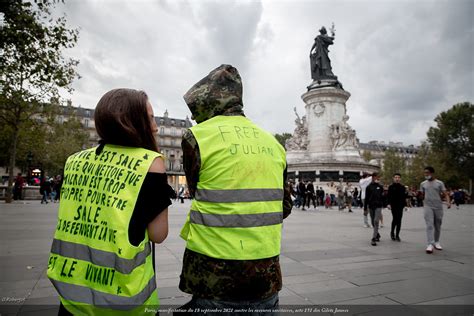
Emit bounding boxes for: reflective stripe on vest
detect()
[50,276,156,310]
[182,116,286,260]
[51,239,150,275]
[190,210,283,227]
[195,188,283,203]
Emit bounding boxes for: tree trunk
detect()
[5,128,20,203]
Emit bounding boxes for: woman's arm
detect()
[147,157,169,243]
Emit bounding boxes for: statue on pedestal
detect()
[310,24,337,81]
[285,107,309,151]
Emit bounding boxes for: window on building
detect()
[85,110,91,117]
[84,119,89,128]
[181,121,185,127]
[171,128,176,136]
[171,120,175,126]
[160,127,164,135]
[171,139,175,146]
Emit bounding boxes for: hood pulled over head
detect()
[183,64,243,123]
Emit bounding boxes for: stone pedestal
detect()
[286,81,379,183]
[303,87,351,157]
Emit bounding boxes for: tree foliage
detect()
[43,113,89,175]
[274,133,292,149]
[427,102,474,181]
[362,150,373,162]
[0,0,80,202]
[380,148,406,184]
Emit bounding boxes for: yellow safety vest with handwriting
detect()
[47,145,161,315]
[180,115,286,260]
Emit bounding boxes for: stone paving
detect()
[1,200,473,315]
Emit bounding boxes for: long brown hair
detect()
[94,88,158,152]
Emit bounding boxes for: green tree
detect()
[44,113,89,176]
[362,150,373,162]
[381,148,406,184]
[404,142,468,190]
[427,102,473,191]
[0,0,79,202]
[274,133,292,149]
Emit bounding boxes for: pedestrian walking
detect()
[359,172,372,227]
[178,185,185,203]
[47,88,171,315]
[178,64,292,313]
[344,182,353,212]
[453,189,463,209]
[365,173,384,246]
[13,173,25,200]
[39,177,51,204]
[318,187,325,206]
[324,193,332,209]
[305,181,317,210]
[421,166,451,254]
[337,183,345,211]
[387,173,406,241]
[297,179,307,210]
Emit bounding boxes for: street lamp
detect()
[26,151,33,185]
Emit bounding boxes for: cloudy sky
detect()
[56,0,473,146]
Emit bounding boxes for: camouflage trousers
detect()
[180,293,279,316]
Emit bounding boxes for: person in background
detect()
[325,193,332,209]
[305,180,317,210]
[421,166,451,254]
[352,187,359,208]
[318,186,325,206]
[40,177,51,204]
[387,173,407,241]
[53,175,62,202]
[179,64,292,313]
[297,179,307,210]
[359,172,372,227]
[344,182,353,212]
[13,173,25,200]
[365,173,384,246]
[337,182,345,211]
[178,185,185,203]
[453,189,463,209]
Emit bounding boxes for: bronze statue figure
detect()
[310,25,337,81]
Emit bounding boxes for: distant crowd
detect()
[10,173,63,203]
[288,178,471,211]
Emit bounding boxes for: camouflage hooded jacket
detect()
[179,64,293,301]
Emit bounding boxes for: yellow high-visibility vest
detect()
[180,115,286,260]
[47,145,162,315]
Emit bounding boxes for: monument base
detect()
[286,151,379,184]
[307,78,343,91]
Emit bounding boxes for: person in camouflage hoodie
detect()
[179,64,292,312]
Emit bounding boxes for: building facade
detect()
[359,140,419,168]
[60,106,192,191]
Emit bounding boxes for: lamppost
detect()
[26,151,33,185]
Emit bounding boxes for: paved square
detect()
[1,200,473,315]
